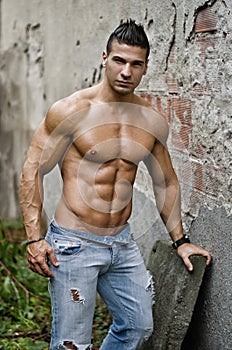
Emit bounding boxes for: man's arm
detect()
[144,139,211,271]
[19,105,72,277]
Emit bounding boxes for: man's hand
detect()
[26,240,59,278]
[177,243,212,272]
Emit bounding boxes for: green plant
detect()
[92,295,112,347]
[0,221,50,349]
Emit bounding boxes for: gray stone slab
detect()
[140,240,207,350]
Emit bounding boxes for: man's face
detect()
[102,40,148,96]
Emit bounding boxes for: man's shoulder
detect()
[133,94,169,144]
[134,93,167,122]
[45,88,95,132]
[48,89,92,118]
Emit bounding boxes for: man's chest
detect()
[73,123,155,164]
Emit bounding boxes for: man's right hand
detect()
[26,240,59,278]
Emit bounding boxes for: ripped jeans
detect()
[45,220,154,350]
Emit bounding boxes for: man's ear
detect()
[102,51,107,67]
[143,59,149,75]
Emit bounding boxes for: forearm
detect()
[154,179,184,241]
[19,163,44,240]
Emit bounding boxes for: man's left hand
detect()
[177,243,212,271]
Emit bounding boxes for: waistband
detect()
[49,219,133,245]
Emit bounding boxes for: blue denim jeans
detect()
[45,220,154,350]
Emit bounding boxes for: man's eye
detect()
[114,58,124,63]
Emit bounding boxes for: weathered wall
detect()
[0,0,231,348]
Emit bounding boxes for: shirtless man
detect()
[19,20,211,350]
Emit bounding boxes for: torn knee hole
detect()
[63,342,91,350]
[63,341,78,350]
[70,288,85,304]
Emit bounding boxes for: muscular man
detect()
[19,20,211,350]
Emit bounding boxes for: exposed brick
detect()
[170,97,192,149]
[193,162,204,193]
[149,95,171,124]
[166,72,179,94]
[140,92,153,106]
[171,97,192,126]
[166,43,179,94]
[194,6,218,34]
[195,36,218,62]
[191,82,211,96]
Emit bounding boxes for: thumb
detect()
[48,248,59,267]
[182,256,193,272]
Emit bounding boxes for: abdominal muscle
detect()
[54,157,137,236]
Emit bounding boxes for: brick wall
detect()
[137,1,231,229]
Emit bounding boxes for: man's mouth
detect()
[116,80,133,86]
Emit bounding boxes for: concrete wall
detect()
[0,0,231,348]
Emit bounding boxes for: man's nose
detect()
[121,63,131,78]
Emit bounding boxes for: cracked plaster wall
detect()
[0,0,231,348]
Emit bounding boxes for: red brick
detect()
[140,92,153,106]
[194,6,218,33]
[166,72,179,94]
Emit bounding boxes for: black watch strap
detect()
[172,234,190,249]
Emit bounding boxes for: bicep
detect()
[144,141,177,187]
[23,119,71,176]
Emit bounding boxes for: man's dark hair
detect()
[106,19,150,60]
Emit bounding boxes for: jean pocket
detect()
[53,237,82,256]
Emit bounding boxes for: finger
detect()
[48,248,59,267]
[40,263,55,278]
[205,252,212,266]
[195,247,212,266]
[28,257,54,278]
[28,261,48,277]
[36,258,55,278]
[182,255,193,272]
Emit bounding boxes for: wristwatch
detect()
[172,234,190,249]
